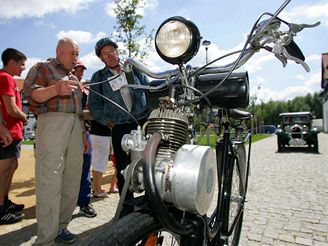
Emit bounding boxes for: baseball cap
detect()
[74,60,87,70]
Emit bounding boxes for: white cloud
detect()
[296,74,306,81]
[56,30,93,44]
[257,86,314,103]
[245,53,274,73]
[94,32,107,40]
[56,31,109,45]
[0,0,95,19]
[281,2,328,26]
[79,52,103,70]
[105,0,158,17]
[254,70,320,103]
[34,20,56,29]
[304,71,321,88]
[105,2,116,17]
[306,54,321,62]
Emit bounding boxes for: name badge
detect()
[109,73,128,91]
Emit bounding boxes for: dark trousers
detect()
[77,153,92,207]
[112,118,147,201]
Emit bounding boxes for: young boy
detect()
[0,48,27,225]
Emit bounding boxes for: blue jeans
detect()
[77,153,92,207]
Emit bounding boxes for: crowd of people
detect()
[0,36,150,245]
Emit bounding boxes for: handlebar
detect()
[116,0,321,109]
[125,19,319,88]
[124,58,179,79]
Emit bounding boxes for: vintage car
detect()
[276,111,320,152]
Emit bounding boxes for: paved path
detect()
[0,133,327,245]
[240,133,328,246]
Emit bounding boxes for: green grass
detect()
[22,134,272,147]
[250,134,272,143]
[22,140,34,145]
[196,133,272,147]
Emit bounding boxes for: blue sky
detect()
[0,0,327,104]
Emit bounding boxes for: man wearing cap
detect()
[88,37,150,213]
[73,61,97,218]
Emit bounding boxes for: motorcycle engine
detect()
[122,107,217,215]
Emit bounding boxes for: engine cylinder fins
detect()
[146,108,189,158]
[147,121,188,143]
[148,108,189,124]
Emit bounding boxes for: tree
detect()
[112,0,154,61]
[247,92,323,127]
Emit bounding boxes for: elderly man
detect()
[24,38,89,245]
[88,38,149,216]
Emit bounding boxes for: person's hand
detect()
[0,123,13,147]
[55,79,78,96]
[22,114,28,125]
[83,133,90,154]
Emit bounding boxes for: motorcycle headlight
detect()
[155,16,201,64]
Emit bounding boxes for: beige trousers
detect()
[34,112,83,245]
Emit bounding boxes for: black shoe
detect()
[56,228,77,244]
[79,204,97,218]
[6,199,25,213]
[0,212,24,225]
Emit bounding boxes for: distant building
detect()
[321,53,328,133]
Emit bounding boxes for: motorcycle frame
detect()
[177,117,252,245]
[85,1,319,243]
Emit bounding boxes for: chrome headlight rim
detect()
[155,16,201,65]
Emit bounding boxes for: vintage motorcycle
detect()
[88,0,319,245]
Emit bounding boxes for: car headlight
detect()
[155,16,201,64]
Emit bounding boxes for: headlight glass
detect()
[156,20,191,58]
[155,16,200,64]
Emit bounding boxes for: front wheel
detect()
[277,136,284,152]
[313,136,319,153]
[220,144,246,246]
[90,212,180,246]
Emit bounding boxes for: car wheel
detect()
[314,137,319,153]
[277,136,283,152]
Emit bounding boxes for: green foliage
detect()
[112,0,154,62]
[248,92,322,127]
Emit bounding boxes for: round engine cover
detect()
[171,144,216,215]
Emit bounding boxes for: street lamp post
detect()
[202,40,211,64]
[202,40,211,145]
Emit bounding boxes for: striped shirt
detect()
[23,58,83,116]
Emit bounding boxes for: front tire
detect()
[220,144,246,246]
[313,136,319,153]
[277,136,283,152]
[90,212,180,246]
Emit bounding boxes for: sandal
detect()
[109,187,119,193]
[93,192,108,198]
